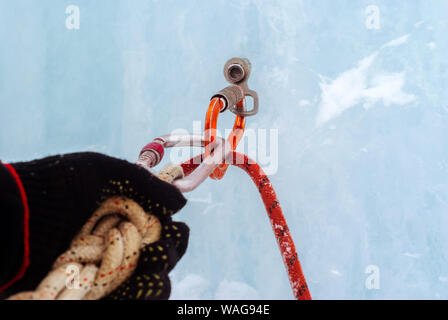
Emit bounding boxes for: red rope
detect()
[181,152,311,300]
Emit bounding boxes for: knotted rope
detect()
[7,165,183,300]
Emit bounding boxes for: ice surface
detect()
[1,0,448,299]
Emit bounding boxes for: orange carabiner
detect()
[204,97,246,180]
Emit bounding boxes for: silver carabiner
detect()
[137,134,232,193]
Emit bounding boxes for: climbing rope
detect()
[181,153,311,300]
[6,166,183,300]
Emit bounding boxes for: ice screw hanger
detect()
[205,57,261,180]
[211,57,259,117]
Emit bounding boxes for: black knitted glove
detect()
[0,152,188,298]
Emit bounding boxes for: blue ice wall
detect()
[1,0,448,299]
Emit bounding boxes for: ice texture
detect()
[1,0,448,299]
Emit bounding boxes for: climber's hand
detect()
[104,220,189,300]
[3,152,187,295]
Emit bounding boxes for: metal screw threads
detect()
[136,150,159,169]
[211,85,244,112]
[137,140,165,168]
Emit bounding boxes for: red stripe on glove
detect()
[0,163,30,292]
